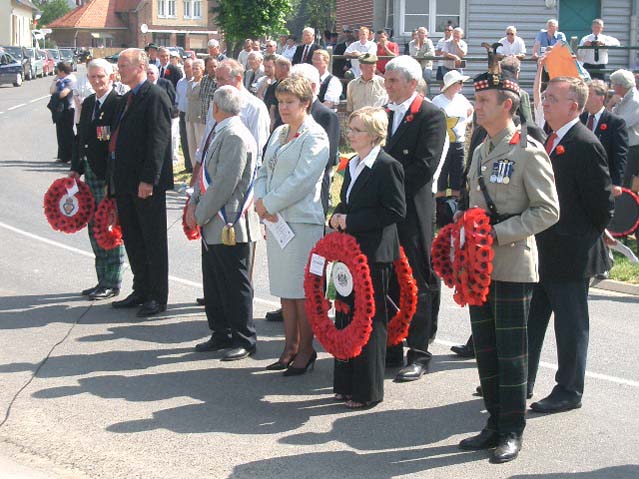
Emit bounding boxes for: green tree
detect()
[35,0,71,27]
[306,0,335,36]
[213,0,292,54]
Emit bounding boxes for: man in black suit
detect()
[580,79,628,195]
[383,55,447,381]
[292,27,320,65]
[146,64,180,165]
[332,29,353,79]
[70,58,125,300]
[158,47,183,88]
[110,49,174,317]
[528,76,614,413]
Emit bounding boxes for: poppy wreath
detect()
[182,198,201,240]
[386,247,418,346]
[43,177,95,234]
[304,232,375,360]
[432,208,494,307]
[93,198,123,250]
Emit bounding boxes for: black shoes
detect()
[112,292,146,309]
[530,394,582,414]
[81,284,100,296]
[283,351,317,376]
[195,337,232,352]
[265,308,283,322]
[89,287,120,300]
[491,433,522,463]
[196,297,205,306]
[266,355,296,371]
[395,362,428,382]
[450,343,475,358]
[221,346,256,361]
[136,300,167,317]
[458,429,499,450]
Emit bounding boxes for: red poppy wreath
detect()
[43,177,95,234]
[182,198,201,240]
[386,247,418,346]
[93,198,123,250]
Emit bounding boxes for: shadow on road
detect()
[0,160,71,173]
[508,465,639,479]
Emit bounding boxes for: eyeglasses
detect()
[507,32,515,36]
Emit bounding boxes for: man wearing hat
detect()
[145,43,161,67]
[346,53,387,112]
[457,66,560,463]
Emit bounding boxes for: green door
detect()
[559,0,601,44]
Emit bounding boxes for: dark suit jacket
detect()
[580,109,628,186]
[292,43,319,65]
[111,80,174,194]
[156,77,178,117]
[536,121,614,280]
[73,89,121,180]
[385,96,447,250]
[160,64,182,89]
[332,42,350,77]
[333,150,406,263]
[311,99,341,214]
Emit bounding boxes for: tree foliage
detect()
[35,0,71,27]
[213,0,293,46]
[305,0,335,34]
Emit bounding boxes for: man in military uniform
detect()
[457,70,560,463]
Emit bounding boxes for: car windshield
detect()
[49,50,60,59]
[60,50,73,59]
[3,46,21,58]
[26,49,36,58]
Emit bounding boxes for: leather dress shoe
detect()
[221,346,256,361]
[112,293,146,309]
[491,433,522,463]
[195,337,232,352]
[89,287,119,300]
[265,308,283,322]
[530,394,582,414]
[81,284,100,296]
[458,429,499,450]
[450,343,475,358]
[196,297,205,306]
[136,300,167,317]
[394,362,428,382]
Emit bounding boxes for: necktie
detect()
[587,114,595,131]
[108,93,134,155]
[594,35,599,62]
[302,45,309,63]
[93,99,101,121]
[545,132,557,155]
[160,66,165,77]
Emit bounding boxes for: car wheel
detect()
[14,72,23,87]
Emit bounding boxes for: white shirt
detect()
[496,36,526,56]
[435,37,450,67]
[282,45,297,61]
[176,76,190,112]
[548,117,580,153]
[389,92,417,135]
[319,71,343,105]
[346,145,380,202]
[237,49,251,69]
[344,40,377,77]
[431,93,473,143]
[578,33,620,65]
[95,87,112,106]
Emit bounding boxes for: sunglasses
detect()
[507,32,515,36]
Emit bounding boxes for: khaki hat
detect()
[359,53,378,64]
[441,69,470,91]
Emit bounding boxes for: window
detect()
[184,0,191,18]
[158,0,165,17]
[400,0,463,35]
[193,0,201,18]
[167,0,176,17]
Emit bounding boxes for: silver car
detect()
[26,47,44,78]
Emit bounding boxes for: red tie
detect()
[587,114,595,131]
[109,93,134,155]
[302,45,309,63]
[545,132,557,155]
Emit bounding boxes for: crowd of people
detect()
[45,16,639,465]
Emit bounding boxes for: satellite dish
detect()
[140,24,148,34]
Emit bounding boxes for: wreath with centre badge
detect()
[44,177,95,234]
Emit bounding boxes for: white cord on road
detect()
[0,220,636,387]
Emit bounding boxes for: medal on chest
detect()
[490,159,514,184]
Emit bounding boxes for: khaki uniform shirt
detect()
[467,123,560,283]
[346,75,388,112]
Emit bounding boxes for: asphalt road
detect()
[0,67,638,479]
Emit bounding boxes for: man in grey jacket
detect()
[186,85,259,361]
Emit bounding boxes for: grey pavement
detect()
[0,68,638,479]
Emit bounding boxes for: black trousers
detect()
[527,278,590,400]
[387,209,440,365]
[202,241,257,350]
[55,109,74,162]
[116,191,169,304]
[179,111,192,172]
[334,263,390,403]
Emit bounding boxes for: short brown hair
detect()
[549,76,588,110]
[276,76,313,111]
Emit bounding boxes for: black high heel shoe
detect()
[265,354,296,371]
[283,351,317,376]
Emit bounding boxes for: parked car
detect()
[1,45,33,80]
[41,50,55,76]
[59,48,78,71]
[26,47,44,78]
[0,51,23,87]
[45,48,61,73]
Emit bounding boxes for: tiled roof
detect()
[48,0,136,29]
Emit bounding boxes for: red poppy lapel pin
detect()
[599,123,607,131]
[405,94,424,123]
[509,132,521,145]
[555,145,565,155]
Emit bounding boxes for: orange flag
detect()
[544,43,580,79]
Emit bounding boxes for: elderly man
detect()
[199,57,218,127]
[110,49,173,317]
[580,79,628,193]
[578,19,620,80]
[383,55,447,381]
[497,26,526,60]
[237,39,253,69]
[207,38,227,62]
[346,53,387,112]
[532,19,566,58]
[264,40,277,56]
[69,58,125,300]
[293,27,319,65]
[610,69,639,189]
[176,58,194,172]
[147,64,179,164]
[528,77,614,414]
[312,49,343,109]
[158,47,183,88]
[408,26,434,96]
[243,51,264,94]
[440,27,468,76]
[344,26,377,78]
[187,86,259,360]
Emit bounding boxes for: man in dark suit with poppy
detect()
[383,55,447,382]
[528,76,614,414]
[292,27,320,65]
[110,49,174,317]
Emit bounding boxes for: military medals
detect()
[221,223,236,246]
